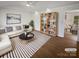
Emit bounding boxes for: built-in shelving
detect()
[40,12,58,36]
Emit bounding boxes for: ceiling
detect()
[0,1,79,14]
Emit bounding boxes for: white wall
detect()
[34,12,40,31]
[0,8,32,29]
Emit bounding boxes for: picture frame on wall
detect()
[6,13,21,24]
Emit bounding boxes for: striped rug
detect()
[0,31,51,58]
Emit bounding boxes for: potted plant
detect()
[29,20,34,30]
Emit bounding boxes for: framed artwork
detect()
[6,13,21,24]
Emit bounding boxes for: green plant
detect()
[29,20,34,30]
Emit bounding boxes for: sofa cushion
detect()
[16,26,22,30]
[6,27,13,32]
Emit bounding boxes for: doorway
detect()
[64,11,78,41]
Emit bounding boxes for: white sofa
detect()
[0,34,12,56]
[0,25,33,56]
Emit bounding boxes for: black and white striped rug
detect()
[0,31,51,58]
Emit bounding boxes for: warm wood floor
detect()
[32,32,77,58]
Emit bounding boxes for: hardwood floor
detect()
[32,32,77,58]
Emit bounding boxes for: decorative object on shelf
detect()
[6,13,21,24]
